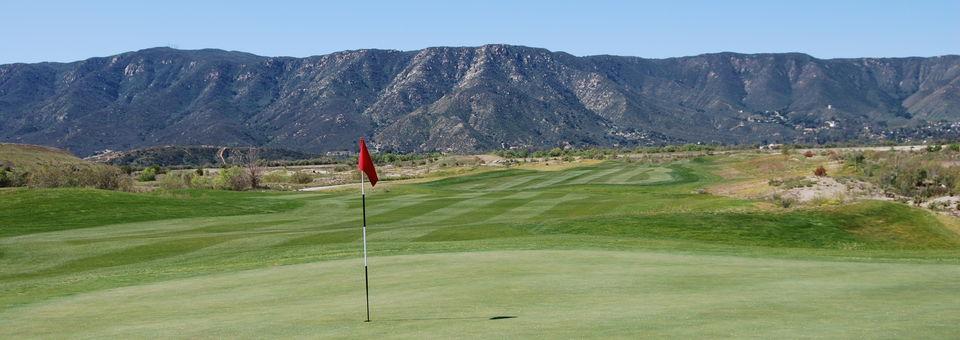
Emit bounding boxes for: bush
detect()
[262,171,291,183]
[290,171,313,184]
[803,150,815,158]
[927,144,943,152]
[0,168,11,187]
[84,165,133,191]
[158,172,194,190]
[148,165,164,174]
[27,164,132,190]
[844,152,866,168]
[191,174,215,189]
[215,166,251,191]
[929,200,952,211]
[138,167,157,182]
[2,168,29,187]
[770,177,815,189]
[814,166,828,177]
[949,143,960,152]
[770,193,797,208]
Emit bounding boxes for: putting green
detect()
[2,250,958,338]
[2,159,960,337]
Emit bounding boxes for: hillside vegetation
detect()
[0,143,87,170]
[0,143,131,189]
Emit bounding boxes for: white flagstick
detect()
[361,171,370,322]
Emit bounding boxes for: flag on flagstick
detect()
[358,138,378,187]
[358,137,377,322]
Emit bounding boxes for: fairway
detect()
[2,159,960,338]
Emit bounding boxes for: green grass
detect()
[0,188,303,237]
[1,157,959,338]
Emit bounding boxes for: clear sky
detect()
[1,0,958,64]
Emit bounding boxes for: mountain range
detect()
[1,45,958,156]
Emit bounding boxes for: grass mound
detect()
[0,143,87,170]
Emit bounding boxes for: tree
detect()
[243,148,263,189]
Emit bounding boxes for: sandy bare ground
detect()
[780,176,878,202]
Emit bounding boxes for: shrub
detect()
[149,165,164,174]
[927,144,943,152]
[159,172,194,190]
[772,177,815,189]
[138,167,157,182]
[803,150,815,158]
[814,165,828,177]
[195,167,205,176]
[0,169,11,187]
[949,143,960,152]
[770,193,796,208]
[290,171,313,184]
[216,166,250,191]
[84,165,133,191]
[844,152,866,168]
[262,171,291,183]
[27,164,131,190]
[4,168,29,187]
[929,200,952,211]
[191,174,215,189]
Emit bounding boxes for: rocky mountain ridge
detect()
[1,45,958,156]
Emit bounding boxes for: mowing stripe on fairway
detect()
[277,195,475,246]
[485,173,551,191]
[524,170,591,189]
[626,169,653,183]
[487,193,590,223]
[551,168,599,186]
[396,193,504,227]
[604,166,650,184]
[432,192,559,226]
[636,166,675,184]
[567,168,623,184]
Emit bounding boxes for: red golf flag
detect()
[358,138,378,187]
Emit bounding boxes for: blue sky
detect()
[1,0,957,64]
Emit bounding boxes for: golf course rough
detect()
[1,159,959,338]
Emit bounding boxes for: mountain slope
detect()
[1,45,958,155]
